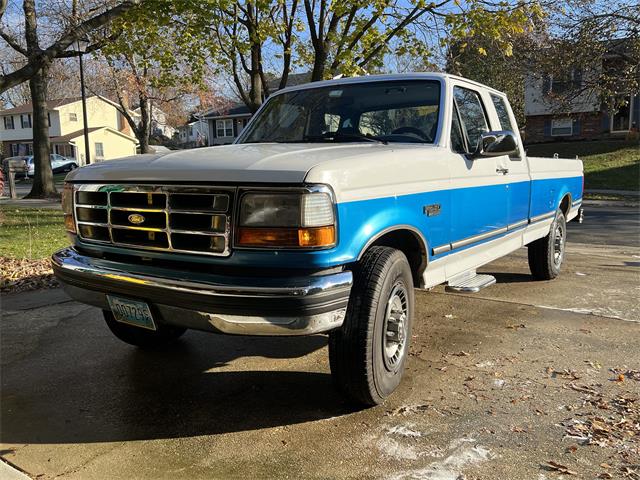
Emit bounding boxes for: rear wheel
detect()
[329,246,414,406]
[528,210,567,280]
[103,310,186,348]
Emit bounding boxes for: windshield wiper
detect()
[304,133,388,145]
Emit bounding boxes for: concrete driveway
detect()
[1,204,639,479]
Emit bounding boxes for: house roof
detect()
[0,95,134,116]
[52,127,102,142]
[54,127,137,143]
[267,72,312,91]
[1,97,82,115]
[204,103,252,119]
[5,126,137,144]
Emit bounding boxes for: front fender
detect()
[336,192,449,263]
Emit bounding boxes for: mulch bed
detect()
[1,256,59,294]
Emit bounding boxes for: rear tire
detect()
[528,210,567,280]
[103,310,186,348]
[329,246,414,406]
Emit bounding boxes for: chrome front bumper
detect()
[52,247,352,336]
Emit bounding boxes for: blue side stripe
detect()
[76,175,583,270]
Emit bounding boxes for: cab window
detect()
[450,103,466,153]
[452,86,489,153]
[490,94,515,132]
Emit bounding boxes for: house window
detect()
[551,118,573,136]
[13,143,32,155]
[21,114,32,128]
[189,126,193,136]
[95,142,104,158]
[3,116,14,129]
[216,119,234,137]
[545,69,582,96]
[69,113,78,122]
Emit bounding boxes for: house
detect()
[202,73,312,145]
[0,96,138,164]
[204,103,252,145]
[524,41,640,143]
[132,105,175,139]
[176,116,209,148]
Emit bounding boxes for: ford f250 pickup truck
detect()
[52,73,584,406]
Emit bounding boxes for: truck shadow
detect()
[482,271,533,284]
[0,326,360,445]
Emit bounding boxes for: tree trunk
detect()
[26,62,56,198]
[311,48,327,82]
[247,20,263,112]
[137,96,151,153]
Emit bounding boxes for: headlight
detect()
[61,183,76,233]
[237,191,336,248]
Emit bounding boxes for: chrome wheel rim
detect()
[383,282,408,371]
[553,221,565,267]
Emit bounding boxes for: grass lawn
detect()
[0,206,69,260]
[526,140,639,191]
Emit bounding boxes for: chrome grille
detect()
[74,184,234,256]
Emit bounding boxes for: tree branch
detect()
[0,0,144,94]
[0,29,27,55]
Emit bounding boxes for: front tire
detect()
[528,210,567,280]
[329,246,414,406]
[103,310,186,348]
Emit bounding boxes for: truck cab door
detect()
[447,86,509,252]
[488,94,531,232]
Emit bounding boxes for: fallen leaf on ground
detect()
[543,461,578,475]
[450,351,470,357]
[0,256,58,293]
[506,323,526,329]
[610,368,640,382]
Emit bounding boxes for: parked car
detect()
[52,73,584,406]
[26,154,78,177]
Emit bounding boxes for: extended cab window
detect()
[239,80,441,144]
[490,94,515,132]
[452,86,489,153]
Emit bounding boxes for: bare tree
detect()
[0,0,144,197]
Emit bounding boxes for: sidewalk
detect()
[1,179,63,209]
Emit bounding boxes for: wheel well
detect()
[560,194,571,216]
[365,229,427,287]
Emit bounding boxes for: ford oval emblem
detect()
[128,213,145,225]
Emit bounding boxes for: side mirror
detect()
[471,130,518,159]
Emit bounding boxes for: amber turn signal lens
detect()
[64,214,76,233]
[237,226,335,248]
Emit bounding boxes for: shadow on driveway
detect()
[1,313,359,445]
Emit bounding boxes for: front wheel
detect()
[528,210,567,280]
[103,310,186,348]
[329,246,414,406]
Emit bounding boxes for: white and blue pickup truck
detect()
[53,73,584,405]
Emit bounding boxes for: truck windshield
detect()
[239,80,441,145]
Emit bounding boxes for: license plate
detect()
[107,296,156,330]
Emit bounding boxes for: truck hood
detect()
[66,143,402,184]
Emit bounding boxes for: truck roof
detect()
[275,72,507,97]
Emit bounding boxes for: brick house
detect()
[524,44,639,144]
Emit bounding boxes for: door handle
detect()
[496,167,509,175]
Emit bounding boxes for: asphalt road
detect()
[569,203,640,247]
[1,205,639,479]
